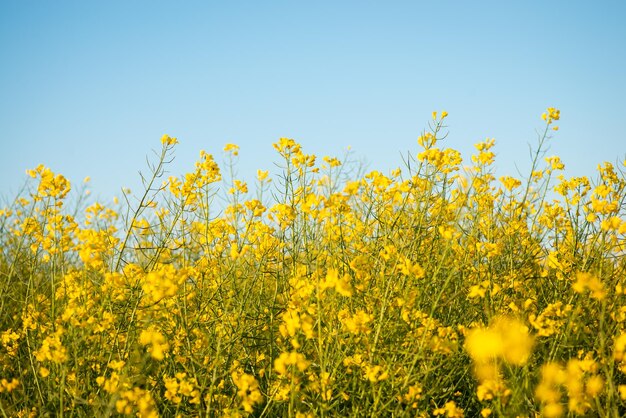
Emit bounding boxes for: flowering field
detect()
[1,109,626,417]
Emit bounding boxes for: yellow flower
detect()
[585,375,603,397]
[256,169,270,182]
[468,284,486,299]
[321,268,353,297]
[572,272,605,301]
[465,328,503,362]
[338,309,373,334]
[542,402,564,418]
[274,351,309,377]
[0,378,19,393]
[364,364,388,382]
[34,331,68,364]
[545,156,565,171]
[542,107,560,123]
[223,143,240,156]
[500,176,522,192]
[465,317,533,365]
[433,401,464,417]
[139,327,169,361]
[160,134,178,146]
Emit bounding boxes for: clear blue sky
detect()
[1,1,625,203]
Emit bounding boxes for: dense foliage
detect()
[1,109,626,417]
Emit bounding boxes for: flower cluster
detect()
[2,108,626,416]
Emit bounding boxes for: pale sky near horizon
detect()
[1,1,625,204]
